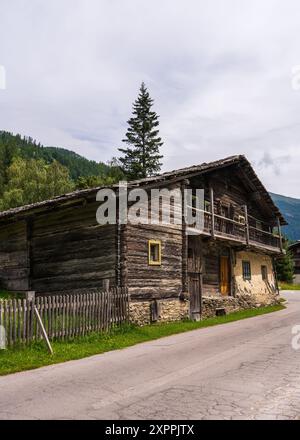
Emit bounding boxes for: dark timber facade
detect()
[0,155,286,323]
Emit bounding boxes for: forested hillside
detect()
[0,131,109,180]
[0,131,123,211]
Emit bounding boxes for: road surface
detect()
[0,291,300,420]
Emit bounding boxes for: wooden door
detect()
[189,274,201,320]
[220,256,230,295]
[188,237,202,320]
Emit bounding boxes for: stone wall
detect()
[129,301,152,326]
[201,292,279,319]
[129,299,189,326]
[159,299,189,322]
[129,290,279,326]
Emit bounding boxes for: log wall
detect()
[31,201,117,294]
[126,223,183,300]
[0,221,29,291]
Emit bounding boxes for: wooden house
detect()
[0,155,286,323]
[289,242,300,284]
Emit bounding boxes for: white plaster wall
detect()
[234,251,276,298]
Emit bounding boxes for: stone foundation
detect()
[129,290,279,325]
[201,292,279,319]
[129,301,152,326]
[159,299,190,322]
[129,299,189,326]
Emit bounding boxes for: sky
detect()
[1,0,300,197]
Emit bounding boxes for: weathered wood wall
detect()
[123,183,184,301]
[31,201,117,294]
[0,200,117,294]
[0,221,29,291]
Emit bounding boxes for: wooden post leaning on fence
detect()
[34,306,53,355]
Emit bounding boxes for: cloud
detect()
[1,0,300,196]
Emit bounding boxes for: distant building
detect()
[289,242,300,284]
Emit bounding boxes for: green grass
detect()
[0,290,23,299]
[0,304,284,376]
[279,283,300,291]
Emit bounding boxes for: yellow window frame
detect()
[148,240,162,266]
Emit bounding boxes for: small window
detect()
[148,240,161,266]
[242,261,251,280]
[261,265,268,281]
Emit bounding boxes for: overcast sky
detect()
[1,0,300,197]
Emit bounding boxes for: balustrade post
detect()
[210,186,215,239]
[244,205,250,246]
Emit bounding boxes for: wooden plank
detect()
[34,306,53,355]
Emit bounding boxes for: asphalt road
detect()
[0,291,300,420]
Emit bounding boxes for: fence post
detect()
[26,291,36,302]
[25,291,35,343]
[103,279,110,291]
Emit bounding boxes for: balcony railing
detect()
[188,206,282,252]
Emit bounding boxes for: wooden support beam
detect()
[210,186,215,239]
[34,306,53,355]
[244,205,250,246]
[181,182,188,293]
[26,218,33,291]
[277,217,283,252]
[230,248,236,297]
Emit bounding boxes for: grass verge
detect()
[279,283,300,291]
[0,304,285,377]
[0,290,23,300]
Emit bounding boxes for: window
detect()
[148,240,161,266]
[242,261,251,280]
[261,265,268,281]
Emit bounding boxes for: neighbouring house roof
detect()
[288,241,300,250]
[0,154,287,225]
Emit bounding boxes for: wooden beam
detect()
[230,248,236,297]
[277,217,283,252]
[244,205,250,246]
[181,182,188,293]
[26,218,33,290]
[34,306,53,355]
[210,186,215,239]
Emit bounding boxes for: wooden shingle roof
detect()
[0,154,287,225]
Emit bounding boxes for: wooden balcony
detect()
[187,207,283,254]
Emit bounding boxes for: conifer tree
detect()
[118,82,163,180]
[275,239,295,283]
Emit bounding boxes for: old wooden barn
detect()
[0,155,286,323]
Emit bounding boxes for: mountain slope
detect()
[270,192,300,241]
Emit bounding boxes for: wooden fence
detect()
[0,288,129,347]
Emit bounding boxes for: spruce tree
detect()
[275,239,295,283]
[118,82,163,180]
